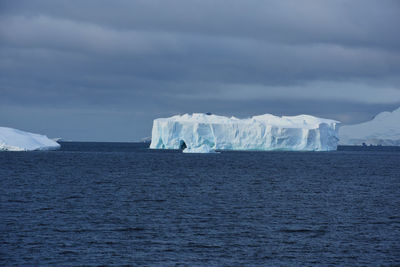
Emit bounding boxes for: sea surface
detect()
[1,142,399,266]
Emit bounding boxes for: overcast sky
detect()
[1,0,399,141]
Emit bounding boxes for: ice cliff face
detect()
[339,107,400,146]
[150,113,340,152]
[0,127,60,151]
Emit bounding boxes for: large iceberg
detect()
[150,113,340,152]
[0,127,61,151]
[339,107,400,146]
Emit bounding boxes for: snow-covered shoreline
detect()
[339,107,400,146]
[0,127,60,151]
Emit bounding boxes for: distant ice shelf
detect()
[0,127,61,151]
[150,113,340,153]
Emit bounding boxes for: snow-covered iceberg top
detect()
[0,127,61,151]
[150,113,340,152]
[339,107,400,146]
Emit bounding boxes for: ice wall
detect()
[150,113,340,152]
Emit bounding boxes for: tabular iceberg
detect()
[339,107,400,146]
[150,113,340,152]
[0,127,61,151]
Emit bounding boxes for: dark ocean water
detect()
[1,142,399,266]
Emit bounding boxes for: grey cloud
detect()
[2,0,400,49]
[0,0,399,140]
[0,15,181,55]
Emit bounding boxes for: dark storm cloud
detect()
[2,0,400,49]
[0,0,399,140]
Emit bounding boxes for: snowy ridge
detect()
[0,127,60,151]
[150,113,340,152]
[339,107,400,146]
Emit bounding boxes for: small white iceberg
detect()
[183,144,217,153]
[0,127,61,151]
